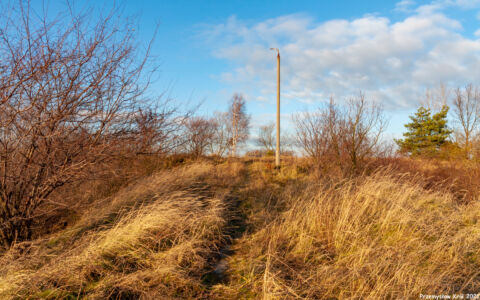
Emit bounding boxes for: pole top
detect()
[270,47,279,56]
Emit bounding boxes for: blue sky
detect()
[33,1,480,141]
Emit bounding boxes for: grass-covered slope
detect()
[222,170,480,298]
[1,159,480,299]
[0,162,245,299]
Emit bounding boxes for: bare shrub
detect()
[182,117,217,158]
[294,98,341,165]
[344,94,387,170]
[256,123,275,153]
[0,2,156,248]
[294,95,386,173]
[129,103,187,156]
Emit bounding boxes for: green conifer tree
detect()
[395,105,452,156]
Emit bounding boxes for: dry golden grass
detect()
[0,161,244,299]
[1,157,480,299]
[220,167,480,299]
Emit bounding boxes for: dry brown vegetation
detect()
[294,95,387,174]
[1,156,480,299]
[0,160,245,298]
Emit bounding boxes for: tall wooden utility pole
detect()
[270,48,280,168]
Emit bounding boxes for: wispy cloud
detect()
[200,1,480,110]
[416,0,480,14]
[395,0,416,12]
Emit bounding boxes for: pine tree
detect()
[395,105,452,156]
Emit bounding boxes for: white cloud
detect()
[395,0,416,12]
[453,0,480,9]
[200,1,480,110]
[416,0,480,14]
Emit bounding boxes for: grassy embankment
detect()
[1,157,480,299]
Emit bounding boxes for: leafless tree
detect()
[294,95,386,173]
[421,83,449,112]
[452,84,480,157]
[228,94,250,157]
[256,123,275,153]
[209,111,231,157]
[183,117,217,158]
[0,1,157,248]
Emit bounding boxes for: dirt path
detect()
[201,163,250,288]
